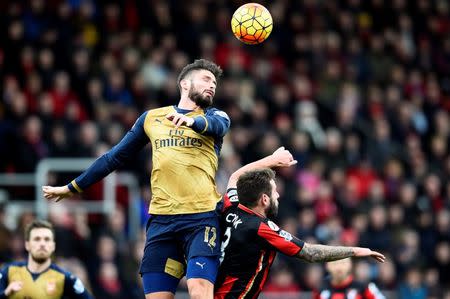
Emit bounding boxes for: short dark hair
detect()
[236,169,276,208]
[24,219,54,241]
[177,59,223,90]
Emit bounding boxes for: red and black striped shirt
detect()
[313,276,385,299]
[214,189,304,299]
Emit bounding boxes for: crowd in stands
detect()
[0,0,449,298]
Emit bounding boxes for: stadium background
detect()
[0,0,450,298]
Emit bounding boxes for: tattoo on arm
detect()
[297,243,355,263]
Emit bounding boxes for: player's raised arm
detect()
[297,243,386,263]
[227,147,297,189]
[42,112,150,202]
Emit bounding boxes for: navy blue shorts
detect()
[140,211,221,292]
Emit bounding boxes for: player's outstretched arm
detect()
[227,147,297,189]
[297,243,385,263]
[42,112,150,202]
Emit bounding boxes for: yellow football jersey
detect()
[144,106,227,214]
[67,105,230,215]
[1,262,90,299]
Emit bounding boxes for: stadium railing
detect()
[0,158,141,240]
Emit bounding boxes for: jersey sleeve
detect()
[67,111,150,193]
[191,108,230,137]
[363,282,386,299]
[63,273,93,299]
[0,265,9,299]
[222,188,239,211]
[256,221,304,256]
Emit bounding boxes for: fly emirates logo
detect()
[154,129,203,150]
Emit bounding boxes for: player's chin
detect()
[198,95,213,108]
[204,93,213,101]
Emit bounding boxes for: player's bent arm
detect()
[297,244,386,263]
[66,112,150,193]
[227,147,297,189]
[191,108,230,137]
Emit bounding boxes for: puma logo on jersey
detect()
[196,262,206,269]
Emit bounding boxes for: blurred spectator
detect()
[314,258,385,299]
[398,267,428,299]
[264,267,301,294]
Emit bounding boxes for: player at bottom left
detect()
[0,219,93,299]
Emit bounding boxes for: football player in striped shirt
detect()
[215,147,385,299]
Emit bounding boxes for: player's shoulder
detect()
[49,263,71,276]
[147,105,174,116]
[0,261,26,280]
[233,204,266,229]
[1,261,26,271]
[205,107,230,120]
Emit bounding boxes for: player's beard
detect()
[189,85,212,109]
[31,251,50,264]
[265,197,278,219]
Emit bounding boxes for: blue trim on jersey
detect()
[142,272,179,294]
[186,256,220,283]
[173,106,193,114]
[68,112,150,191]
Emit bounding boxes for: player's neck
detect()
[27,256,51,273]
[252,206,267,218]
[178,96,200,110]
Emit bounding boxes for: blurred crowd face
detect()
[25,228,55,264]
[185,69,217,108]
[326,258,352,284]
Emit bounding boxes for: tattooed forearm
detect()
[297,243,355,263]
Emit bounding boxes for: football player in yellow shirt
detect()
[43,59,230,299]
[0,220,92,299]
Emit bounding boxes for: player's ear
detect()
[180,78,190,91]
[260,193,269,207]
[24,241,30,252]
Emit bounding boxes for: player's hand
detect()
[4,281,23,296]
[42,185,73,202]
[166,112,194,128]
[353,247,386,263]
[271,147,298,168]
